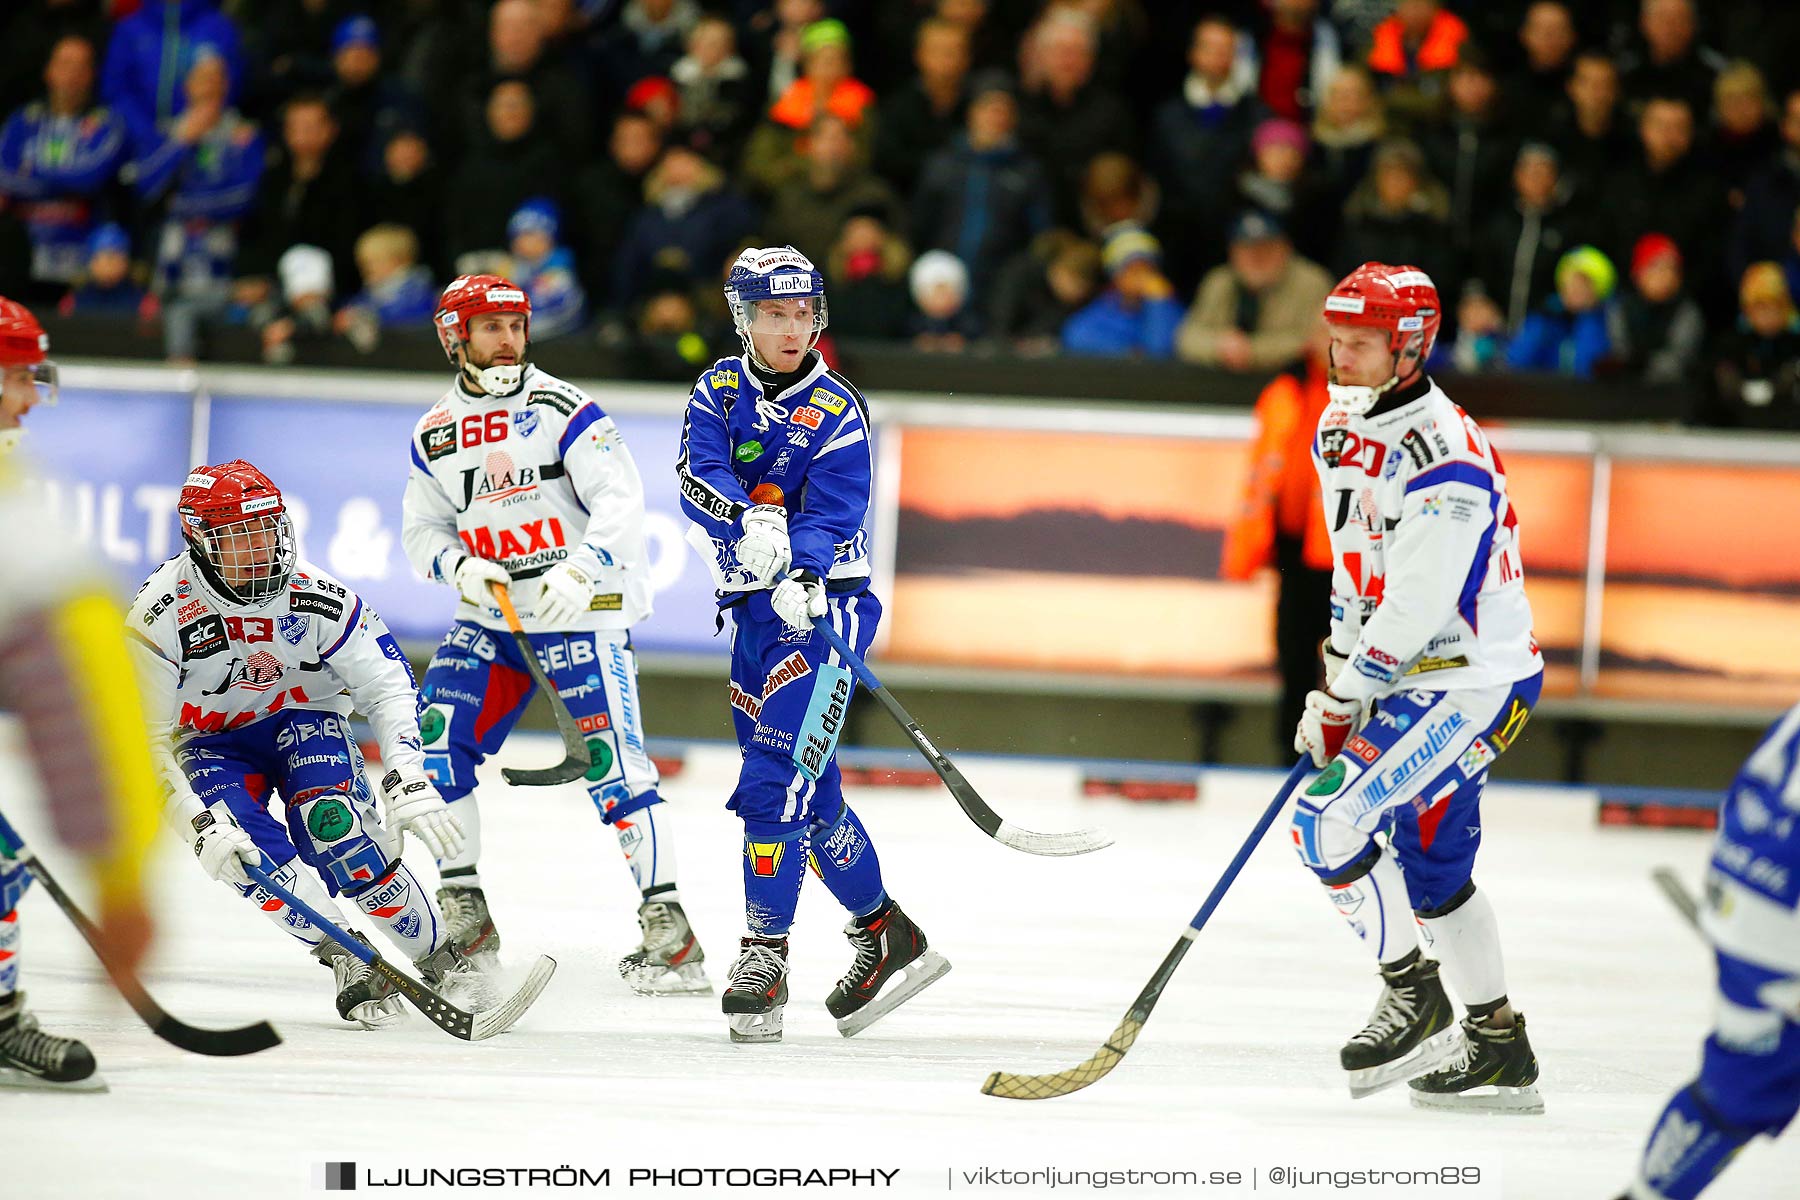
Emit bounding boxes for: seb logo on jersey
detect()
[458,516,568,565]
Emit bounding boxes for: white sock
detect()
[616,803,677,898]
[1419,887,1507,1009]
[354,861,444,961]
[240,858,334,951]
[435,795,483,883]
[1326,848,1418,966]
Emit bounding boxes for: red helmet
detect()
[0,296,57,452]
[178,459,297,604]
[434,273,532,394]
[1322,263,1442,360]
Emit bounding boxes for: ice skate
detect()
[436,883,500,960]
[1341,951,1459,1099]
[1409,1012,1544,1114]
[619,900,710,996]
[721,936,788,1043]
[0,992,104,1092]
[825,901,950,1038]
[314,933,404,1029]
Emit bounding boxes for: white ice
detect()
[3,727,1795,1199]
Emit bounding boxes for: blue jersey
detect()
[1714,703,1800,912]
[677,350,872,597]
[0,102,129,284]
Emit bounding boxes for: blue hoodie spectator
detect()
[102,0,245,155]
[0,35,129,286]
[1504,244,1617,378]
[506,199,588,339]
[57,222,150,317]
[1062,226,1183,358]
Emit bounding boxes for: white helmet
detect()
[723,246,828,370]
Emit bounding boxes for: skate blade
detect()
[0,1066,108,1093]
[836,951,952,1038]
[1409,1083,1545,1115]
[469,954,557,1040]
[728,1006,784,1043]
[348,995,408,1030]
[1346,1026,1461,1099]
[627,962,713,996]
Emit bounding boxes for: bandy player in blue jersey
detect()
[1291,263,1547,1110]
[402,275,706,995]
[677,246,949,1043]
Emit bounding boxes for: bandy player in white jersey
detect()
[402,274,707,994]
[1289,263,1547,1111]
[127,460,473,1027]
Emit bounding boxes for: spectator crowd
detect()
[4,0,1800,425]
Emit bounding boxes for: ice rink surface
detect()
[4,729,1796,1200]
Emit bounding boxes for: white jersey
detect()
[125,554,424,822]
[401,365,651,634]
[1312,377,1542,702]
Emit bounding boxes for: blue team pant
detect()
[416,620,662,826]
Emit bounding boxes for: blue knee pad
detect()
[806,800,886,919]
[1697,954,1800,1136]
[1633,1084,1756,1200]
[289,789,399,896]
[590,781,662,827]
[742,820,809,937]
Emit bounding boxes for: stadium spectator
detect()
[1234,118,1335,269]
[324,15,427,178]
[246,0,361,106]
[445,80,564,266]
[873,18,972,197]
[1176,210,1331,371]
[742,0,825,106]
[987,231,1103,355]
[1464,143,1582,336]
[1062,224,1180,359]
[670,14,756,165]
[597,0,702,97]
[569,112,664,299]
[1039,0,1148,98]
[368,127,447,278]
[1712,62,1779,206]
[1017,8,1135,227]
[911,70,1051,306]
[506,198,587,339]
[740,18,876,196]
[1606,95,1726,303]
[611,144,755,307]
[259,242,335,364]
[1310,64,1385,211]
[56,222,152,320]
[0,34,128,298]
[1607,233,1705,384]
[1733,89,1800,283]
[333,222,436,351]
[1504,2,1579,134]
[1711,261,1800,427]
[824,207,914,341]
[1333,139,1457,299]
[239,93,365,299]
[102,0,245,156]
[1079,152,1158,242]
[1150,15,1265,253]
[1619,0,1725,121]
[459,0,594,165]
[1550,50,1633,209]
[1423,47,1518,254]
[1241,0,1344,123]
[909,248,979,350]
[761,113,901,268]
[1505,244,1616,377]
[0,0,111,121]
[1364,0,1468,132]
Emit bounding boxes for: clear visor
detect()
[735,297,829,337]
[200,512,296,602]
[3,361,58,407]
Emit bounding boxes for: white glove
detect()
[534,560,594,626]
[380,766,464,861]
[454,555,512,608]
[770,570,826,635]
[1294,689,1365,768]
[190,802,262,888]
[736,504,792,585]
[1321,638,1350,690]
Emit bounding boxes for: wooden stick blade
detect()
[981,1011,1144,1100]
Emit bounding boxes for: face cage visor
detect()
[732,296,828,367]
[194,512,297,604]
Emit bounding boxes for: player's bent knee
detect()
[1292,801,1377,881]
[1414,878,1478,919]
[591,782,661,826]
[293,789,400,893]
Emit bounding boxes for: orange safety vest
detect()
[1221,359,1334,581]
[1366,9,1468,78]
